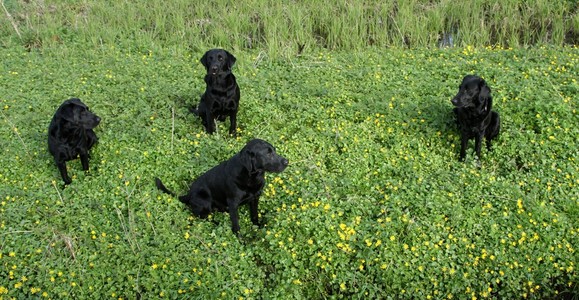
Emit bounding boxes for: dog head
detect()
[240,139,289,174]
[200,49,236,76]
[451,75,491,110]
[57,98,101,129]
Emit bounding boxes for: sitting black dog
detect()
[190,49,240,135]
[48,98,100,184]
[451,75,501,161]
[155,139,289,235]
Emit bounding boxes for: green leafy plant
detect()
[1,45,576,299]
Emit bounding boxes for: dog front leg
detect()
[474,134,483,159]
[249,198,260,227]
[80,152,90,171]
[57,161,71,185]
[486,136,493,152]
[204,111,216,134]
[459,135,468,161]
[228,112,237,135]
[228,204,241,234]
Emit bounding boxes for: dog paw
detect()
[251,220,262,228]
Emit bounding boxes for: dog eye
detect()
[218,56,223,61]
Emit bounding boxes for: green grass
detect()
[0,0,578,299]
[0,45,577,298]
[1,0,578,56]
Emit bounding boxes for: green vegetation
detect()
[1,0,578,56]
[0,0,578,299]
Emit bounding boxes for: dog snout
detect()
[210,65,219,74]
[451,93,465,107]
[268,156,289,173]
[451,97,459,106]
[91,115,101,127]
[277,157,289,172]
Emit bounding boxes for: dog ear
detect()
[478,79,491,105]
[59,105,75,122]
[60,102,84,123]
[224,50,236,69]
[200,52,209,69]
[68,98,87,109]
[240,149,256,172]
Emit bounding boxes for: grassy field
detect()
[1,0,578,299]
[1,0,578,55]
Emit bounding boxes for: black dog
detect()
[190,49,240,135]
[48,98,101,184]
[451,75,501,161]
[155,139,288,234]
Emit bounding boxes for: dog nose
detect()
[282,158,289,166]
[451,98,458,105]
[95,116,101,123]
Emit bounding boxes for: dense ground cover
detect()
[1,0,578,55]
[1,0,578,298]
[0,44,577,298]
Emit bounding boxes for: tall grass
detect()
[2,0,577,56]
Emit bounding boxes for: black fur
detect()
[451,75,501,161]
[48,98,100,184]
[190,49,240,135]
[155,139,289,235]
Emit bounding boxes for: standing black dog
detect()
[155,139,289,235]
[451,75,501,161]
[190,49,240,135]
[48,98,100,185]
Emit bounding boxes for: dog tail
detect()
[155,177,177,197]
[188,105,199,116]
